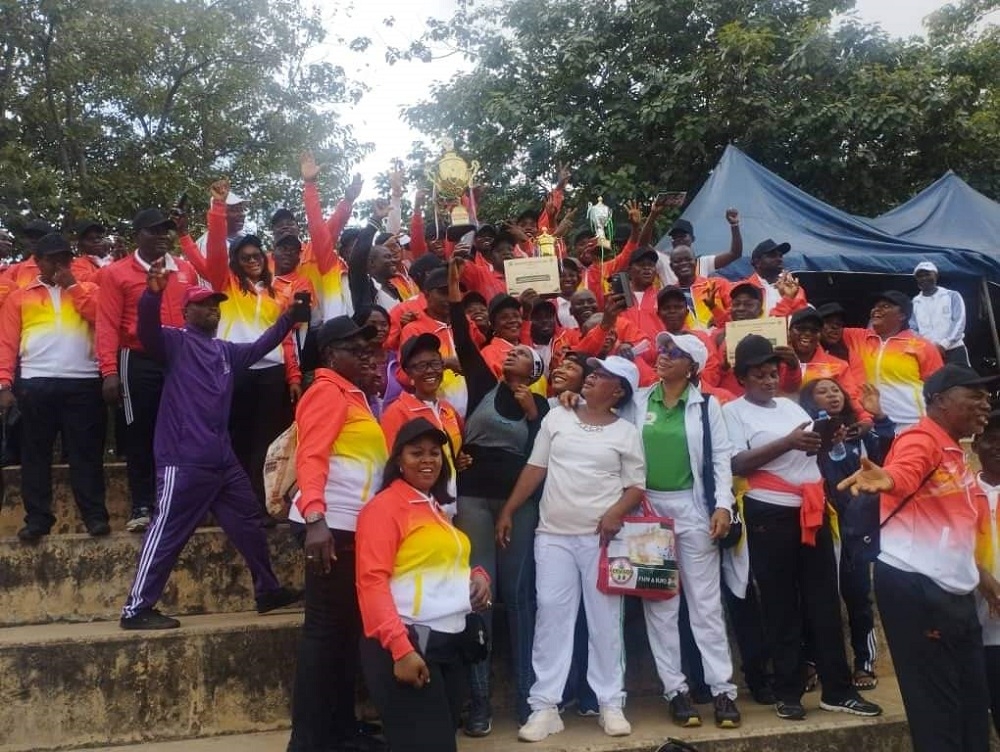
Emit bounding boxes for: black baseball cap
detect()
[923,365,1000,402]
[628,247,658,266]
[274,234,302,251]
[75,219,105,237]
[424,225,447,241]
[133,208,176,232]
[35,233,72,257]
[463,290,488,308]
[817,302,845,319]
[560,256,582,272]
[488,293,520,320]
[476,224,498,237]
[270,208,297,228]
[410,255,444,289]
[446,223,477,242]
[668,218,694,238]
[390,417,448,455]
[730,282,763,301]
[872,290,913,319]
[733,334,780,377]
[789,308,823,329]
[400,333,442,368]
[751,239,791,261]
[656,285,687,306]
[316,315,376,351]
[423,267,448,291]
[23,219,54,238]
[573,229,596,246]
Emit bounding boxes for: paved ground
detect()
[85,677,906,751]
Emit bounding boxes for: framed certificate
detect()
[504,256,561,296]
[726,317,788,363]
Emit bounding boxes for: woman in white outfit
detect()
[629,332,743,729]
[496,356,646,742]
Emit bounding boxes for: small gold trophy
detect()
[426,138,480,227]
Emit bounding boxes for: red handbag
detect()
[597,497,680,601]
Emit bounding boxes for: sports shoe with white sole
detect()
[819,695,883,717]
[598,706,632,736]
[517,708,564,742]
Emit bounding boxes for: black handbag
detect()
[458,612,490,665]
[406,611,490,666]
[700,397,742,549]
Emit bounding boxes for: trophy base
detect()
[450,206,471,226]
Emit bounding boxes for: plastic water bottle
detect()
[818,410,848,461]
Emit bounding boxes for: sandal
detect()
[804,664,819,693]
[853,670,878,691]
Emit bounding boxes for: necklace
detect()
[576,418,605,433]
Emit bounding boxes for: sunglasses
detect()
[238,253,265,263]
[657,345,691,361]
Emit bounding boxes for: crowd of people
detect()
[0,155,996,752]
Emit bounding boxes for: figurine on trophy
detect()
[587,196,613,249]
[426,138,481,241]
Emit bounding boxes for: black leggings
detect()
[360,636,466,752]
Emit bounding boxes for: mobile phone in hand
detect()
[657,191,687,206]
[292,291,312,323]
[609,273,634,307]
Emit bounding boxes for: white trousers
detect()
[528,532,626,710]
[643,489,737,700]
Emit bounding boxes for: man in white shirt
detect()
[910,261,969,366]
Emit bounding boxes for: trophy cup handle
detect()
[468,160,481,187]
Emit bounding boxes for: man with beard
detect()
[841,291,943,432]
[97,208,199,532]
[119,266,305,629]
[839,365,999,752]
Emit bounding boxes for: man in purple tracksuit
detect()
[120,264,307,630]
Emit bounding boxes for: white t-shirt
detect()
[556,296,578,329]
[723,396,821,508]
[656,252,716,287]
[528,407,646,535]
[977,474,1000,646]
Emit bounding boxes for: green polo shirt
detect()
[642,384,694,492]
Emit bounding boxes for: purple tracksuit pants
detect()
[121,460,280,618]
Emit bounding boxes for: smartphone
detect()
[809,414,841,456]
[292,291,312,323]
[609,272,634,307]
[657,191,687,205]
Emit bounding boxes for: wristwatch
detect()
[304,512,324,525]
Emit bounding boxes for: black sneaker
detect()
[16,526,48,543]
[120,608,180,630]
[750,682,777,705]
[85,520,111,537]
[125,508,151,533]
[256,586,304,614]
[820,695,883,717]
[714,694,741,728]
[775,701,807,720]
[463,697,492,737]
[669,692,702,727]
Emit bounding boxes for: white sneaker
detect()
[518,708,564,742]
[598,706,632,737]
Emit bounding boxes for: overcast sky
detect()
[321,0,956,196]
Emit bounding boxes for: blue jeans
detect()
[454,494,537,723]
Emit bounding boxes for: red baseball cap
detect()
[183,286,227,306]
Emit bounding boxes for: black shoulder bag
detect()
[700,396,742,549]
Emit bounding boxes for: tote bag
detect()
[598,497,679,601]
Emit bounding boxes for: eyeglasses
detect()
[330,344,373,359]
[407,359,444,374]
[238,253,264,263]
[657,346,690,361]
[792,325,821,334]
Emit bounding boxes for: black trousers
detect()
[361,636,465,752]
[288,527,362,751]
[18,377,107,531]
[229,364,292,509]
[743,497,853,704]
[876,561,990,752]
[985,645,1000,739]
[944,345,971,367]
[120,350,163,514]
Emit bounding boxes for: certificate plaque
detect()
[504,256,561,296]
[725,317,788,364]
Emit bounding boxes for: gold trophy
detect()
[426,138,480,227]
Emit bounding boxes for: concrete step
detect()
[0,463,131,535]
[73,679,909,752]
[0,526,303,626]
[0,611,303,752]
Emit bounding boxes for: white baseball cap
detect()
[226,191,246,206]
[655,332,708,373]
[914,260,938,275]
[586,355,640,395]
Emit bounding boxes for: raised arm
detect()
[448,257,497,413]
[710,208,743,271]
[136,264,173,363]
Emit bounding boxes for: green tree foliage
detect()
[0,0,368,234]
[403,0,1000,226]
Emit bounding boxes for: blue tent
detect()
[867,171,1000,255]
[656,146,1000,282]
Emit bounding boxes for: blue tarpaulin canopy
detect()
[657,146,1000,282]
[867,171,1000,256]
